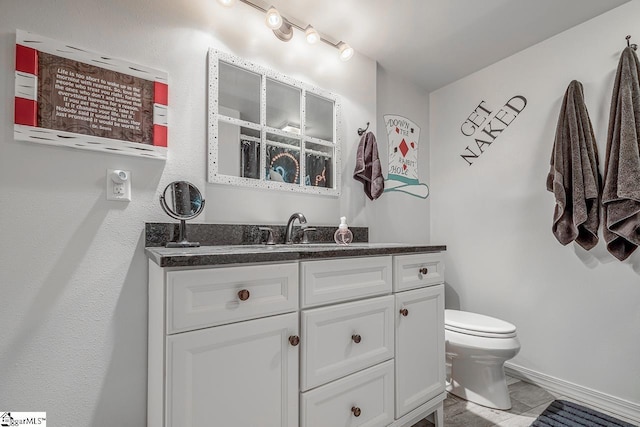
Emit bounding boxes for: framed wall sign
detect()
[14,30,168,159]
[384,114,429,199]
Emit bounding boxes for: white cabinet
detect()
[167,313,299,426]
[148,251,445,427]
[148,261,300,427]
[395,285,445,418]
[300,254,445,427]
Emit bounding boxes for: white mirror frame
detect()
[207,49,342,196]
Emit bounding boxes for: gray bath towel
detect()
[602,47,640,261]
[354,131,384,200]
[546,80,601,250]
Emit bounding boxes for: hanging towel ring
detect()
[626,35,637,51]
[357,122,370,136]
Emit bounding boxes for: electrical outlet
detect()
[106,169,131,201]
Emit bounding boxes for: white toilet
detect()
[445,309,521,410]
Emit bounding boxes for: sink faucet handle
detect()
[300,227,317,244]
[258,227,276,245]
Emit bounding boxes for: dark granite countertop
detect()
[145,243,447,267]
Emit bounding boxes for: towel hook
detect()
[626,35,637,51]
[357,122,370,136]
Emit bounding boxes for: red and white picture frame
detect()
[14,30,168,159]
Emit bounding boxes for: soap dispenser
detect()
[334,216,353,246]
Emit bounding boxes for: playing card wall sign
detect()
[384,114,429,199]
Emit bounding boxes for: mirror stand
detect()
[165,219,201,248]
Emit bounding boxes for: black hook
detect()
[357,122,370,136]
[626,35,637,51]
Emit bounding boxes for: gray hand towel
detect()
[354,131,384,200]
[602,47,640,261]
[546,80,601,250]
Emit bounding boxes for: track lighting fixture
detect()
[217,0,355,61]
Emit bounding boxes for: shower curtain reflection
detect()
[240,139,260,179]
[266,144,300,184]
[239,140,332,188]
[306,153,332,188]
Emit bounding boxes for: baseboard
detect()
[505,362,640,424]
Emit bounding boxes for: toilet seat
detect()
[445,309,517,338]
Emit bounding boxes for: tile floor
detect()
[413,376,638,427]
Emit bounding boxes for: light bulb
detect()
[305,25,319,44]
[338,42,354,61]
[217,0,236,6]
[265,6,282,29]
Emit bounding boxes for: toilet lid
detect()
[445,310,517,338]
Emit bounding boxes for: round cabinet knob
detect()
[237,289,250,301]
[419,267,429,275]
[351,406,361,417]
[351,334,362,344]
[288,335,300,346]
[400,308,409,317]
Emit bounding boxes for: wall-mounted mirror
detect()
[208,49,341,195]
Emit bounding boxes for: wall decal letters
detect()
[459,95,527,166]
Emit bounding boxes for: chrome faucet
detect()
[285,212,307,244]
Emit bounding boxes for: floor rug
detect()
[531,400,637,426]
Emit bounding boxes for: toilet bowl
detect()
[445,309,520,410]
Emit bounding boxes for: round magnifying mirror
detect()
[160,181,205,247]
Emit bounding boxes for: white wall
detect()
[371,64,431,243]
[430,1,640,408]
[0,1,377,425]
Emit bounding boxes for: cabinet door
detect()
[395,285,445,418]
[166,312,299,427]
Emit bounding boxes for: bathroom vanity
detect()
[146,243,446,427]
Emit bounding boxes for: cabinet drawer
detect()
[166,262,298,334]
[301,295,394,391]
[300,256,392,308]
[300,360,394,427]
[393,253,444,292]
